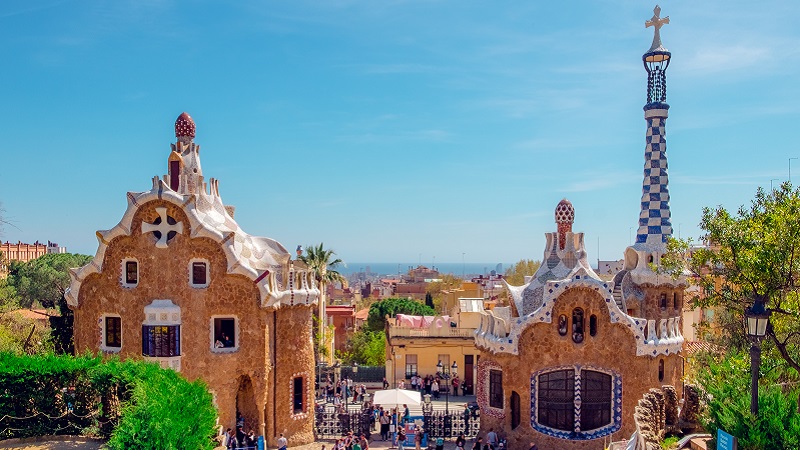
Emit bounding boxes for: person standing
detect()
[471,436,483,450]
[383,377,389,389]
[486,428,499,450]
[379,409,391,441]
[397,428,407,450]
[455,433,466,449]
[277,433,288,450]
[414,426,423,450]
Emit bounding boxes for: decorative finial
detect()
[175,112,196,143]
[555,199,574,250]
[645,5,670,53]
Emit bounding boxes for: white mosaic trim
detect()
[290,371,311,420]
[65,176,320,309]
[475,359,505,419]
[475,268,683,357]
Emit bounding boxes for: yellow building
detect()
[384,298,486,395]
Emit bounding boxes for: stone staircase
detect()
[612,284,625,311]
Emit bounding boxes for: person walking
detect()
[486,428,499,450]
[379,409,391,440]
[277,433,288,450]
[471,437,483,450]
[414,426,423,450]
[455,433,466,449]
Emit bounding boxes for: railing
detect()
[314,409,374,439]
[422,411,481,439]
[388,327,476,338]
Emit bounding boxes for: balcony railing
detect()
[388,327,476,338]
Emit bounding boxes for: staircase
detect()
[612,284,625,311]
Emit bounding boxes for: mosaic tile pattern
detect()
[635,109,672,247]
[530,365,622,441]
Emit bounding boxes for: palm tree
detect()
[299,243,345,363]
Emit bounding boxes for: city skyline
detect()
[1,1,798,263]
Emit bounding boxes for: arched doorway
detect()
[236,375,259,434]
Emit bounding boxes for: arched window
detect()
[648,254,654,264]
[660,293,667,309]
[572,308,584,343]
[558,315,568,336]
[589,315,597,337]
[658,359,664,382]
[534,368,618,437]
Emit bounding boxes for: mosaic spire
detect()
[635,6,673,249]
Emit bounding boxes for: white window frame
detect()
[210,315,240,353]
[189,258,210,288]
[100,314,122,353]
[121,258,139,288]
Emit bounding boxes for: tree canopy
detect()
[6,253,91,309]
[365,297,435,332]
[299,243,345,286]
[663,183,800,375]
[503,259,542,286]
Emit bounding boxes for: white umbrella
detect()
[372,388,421,407]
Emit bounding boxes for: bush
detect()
[0,353,218,449]
[696,351,800,450]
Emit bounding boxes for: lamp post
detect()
[745,295,771,416]
[436,361,458,414]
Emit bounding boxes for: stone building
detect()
[474,7,686,449]
[66,113,320,446]
[0,240,66,275]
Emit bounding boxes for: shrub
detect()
[0,352,218,449]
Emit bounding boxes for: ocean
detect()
[337,262,507,277]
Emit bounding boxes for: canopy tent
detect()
[371,388,421,407]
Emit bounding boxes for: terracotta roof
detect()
[355,308,370,320]
[684,340,723,356]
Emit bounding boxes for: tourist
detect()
[383,377,389,389]
[434,435,444,450]
[486,428,499,450]
[334,438,345,450]
[226,428,236,449]
[411,374,417,391]
[455,433,466,449]
[452,376,460,396]
[359,432,370,450]
[414,426,423,450]
[463,404,471,433]
[403,404,410,424]
[352,435,362,450]
[379,408,391,440]
[397,427,407,450]
[431,378,440,399]
[222,428,232,448]
[277,433,288,450]
[398,379,405,389]
[471,436,483,450]
[244,430,257,449]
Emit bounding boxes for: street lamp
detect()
[745,295,771,416]
[436,361,458,414]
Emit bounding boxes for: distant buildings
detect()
[0,240,66,275]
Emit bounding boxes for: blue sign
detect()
[717,429,737,450]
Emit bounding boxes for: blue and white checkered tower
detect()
[635,5,672,252]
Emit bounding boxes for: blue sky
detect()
[1,0,798,266]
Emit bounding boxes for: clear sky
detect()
[1,1,798,266]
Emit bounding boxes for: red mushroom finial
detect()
[175,112,196,140]
[555,199,574,250]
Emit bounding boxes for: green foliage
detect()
[365,297,435,332]
[6,253,91,309]
[299,243,345,286]
[503,259,541,286]
[661,436,679,449]
[694,350,800,450]
[4,253,91,354]
[341,329,386,366]
[0,352,218,449]
[663,183,800,374]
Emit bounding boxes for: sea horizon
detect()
[337,262,508,277]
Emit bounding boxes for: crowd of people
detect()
[396,374,470,398]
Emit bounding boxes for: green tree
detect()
[340,329,386,366]
[503,259,542,286]
[692,349,800,450]
[662,183,800,374]
[6,253,92,354]
[299,243,345,360]
[365,297,435,332]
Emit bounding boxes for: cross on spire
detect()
[142,207,184,248]
[645,5,670,53]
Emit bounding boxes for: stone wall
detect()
[72,199,315,445]
[478,287,682,450]
[632,384,700,450]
